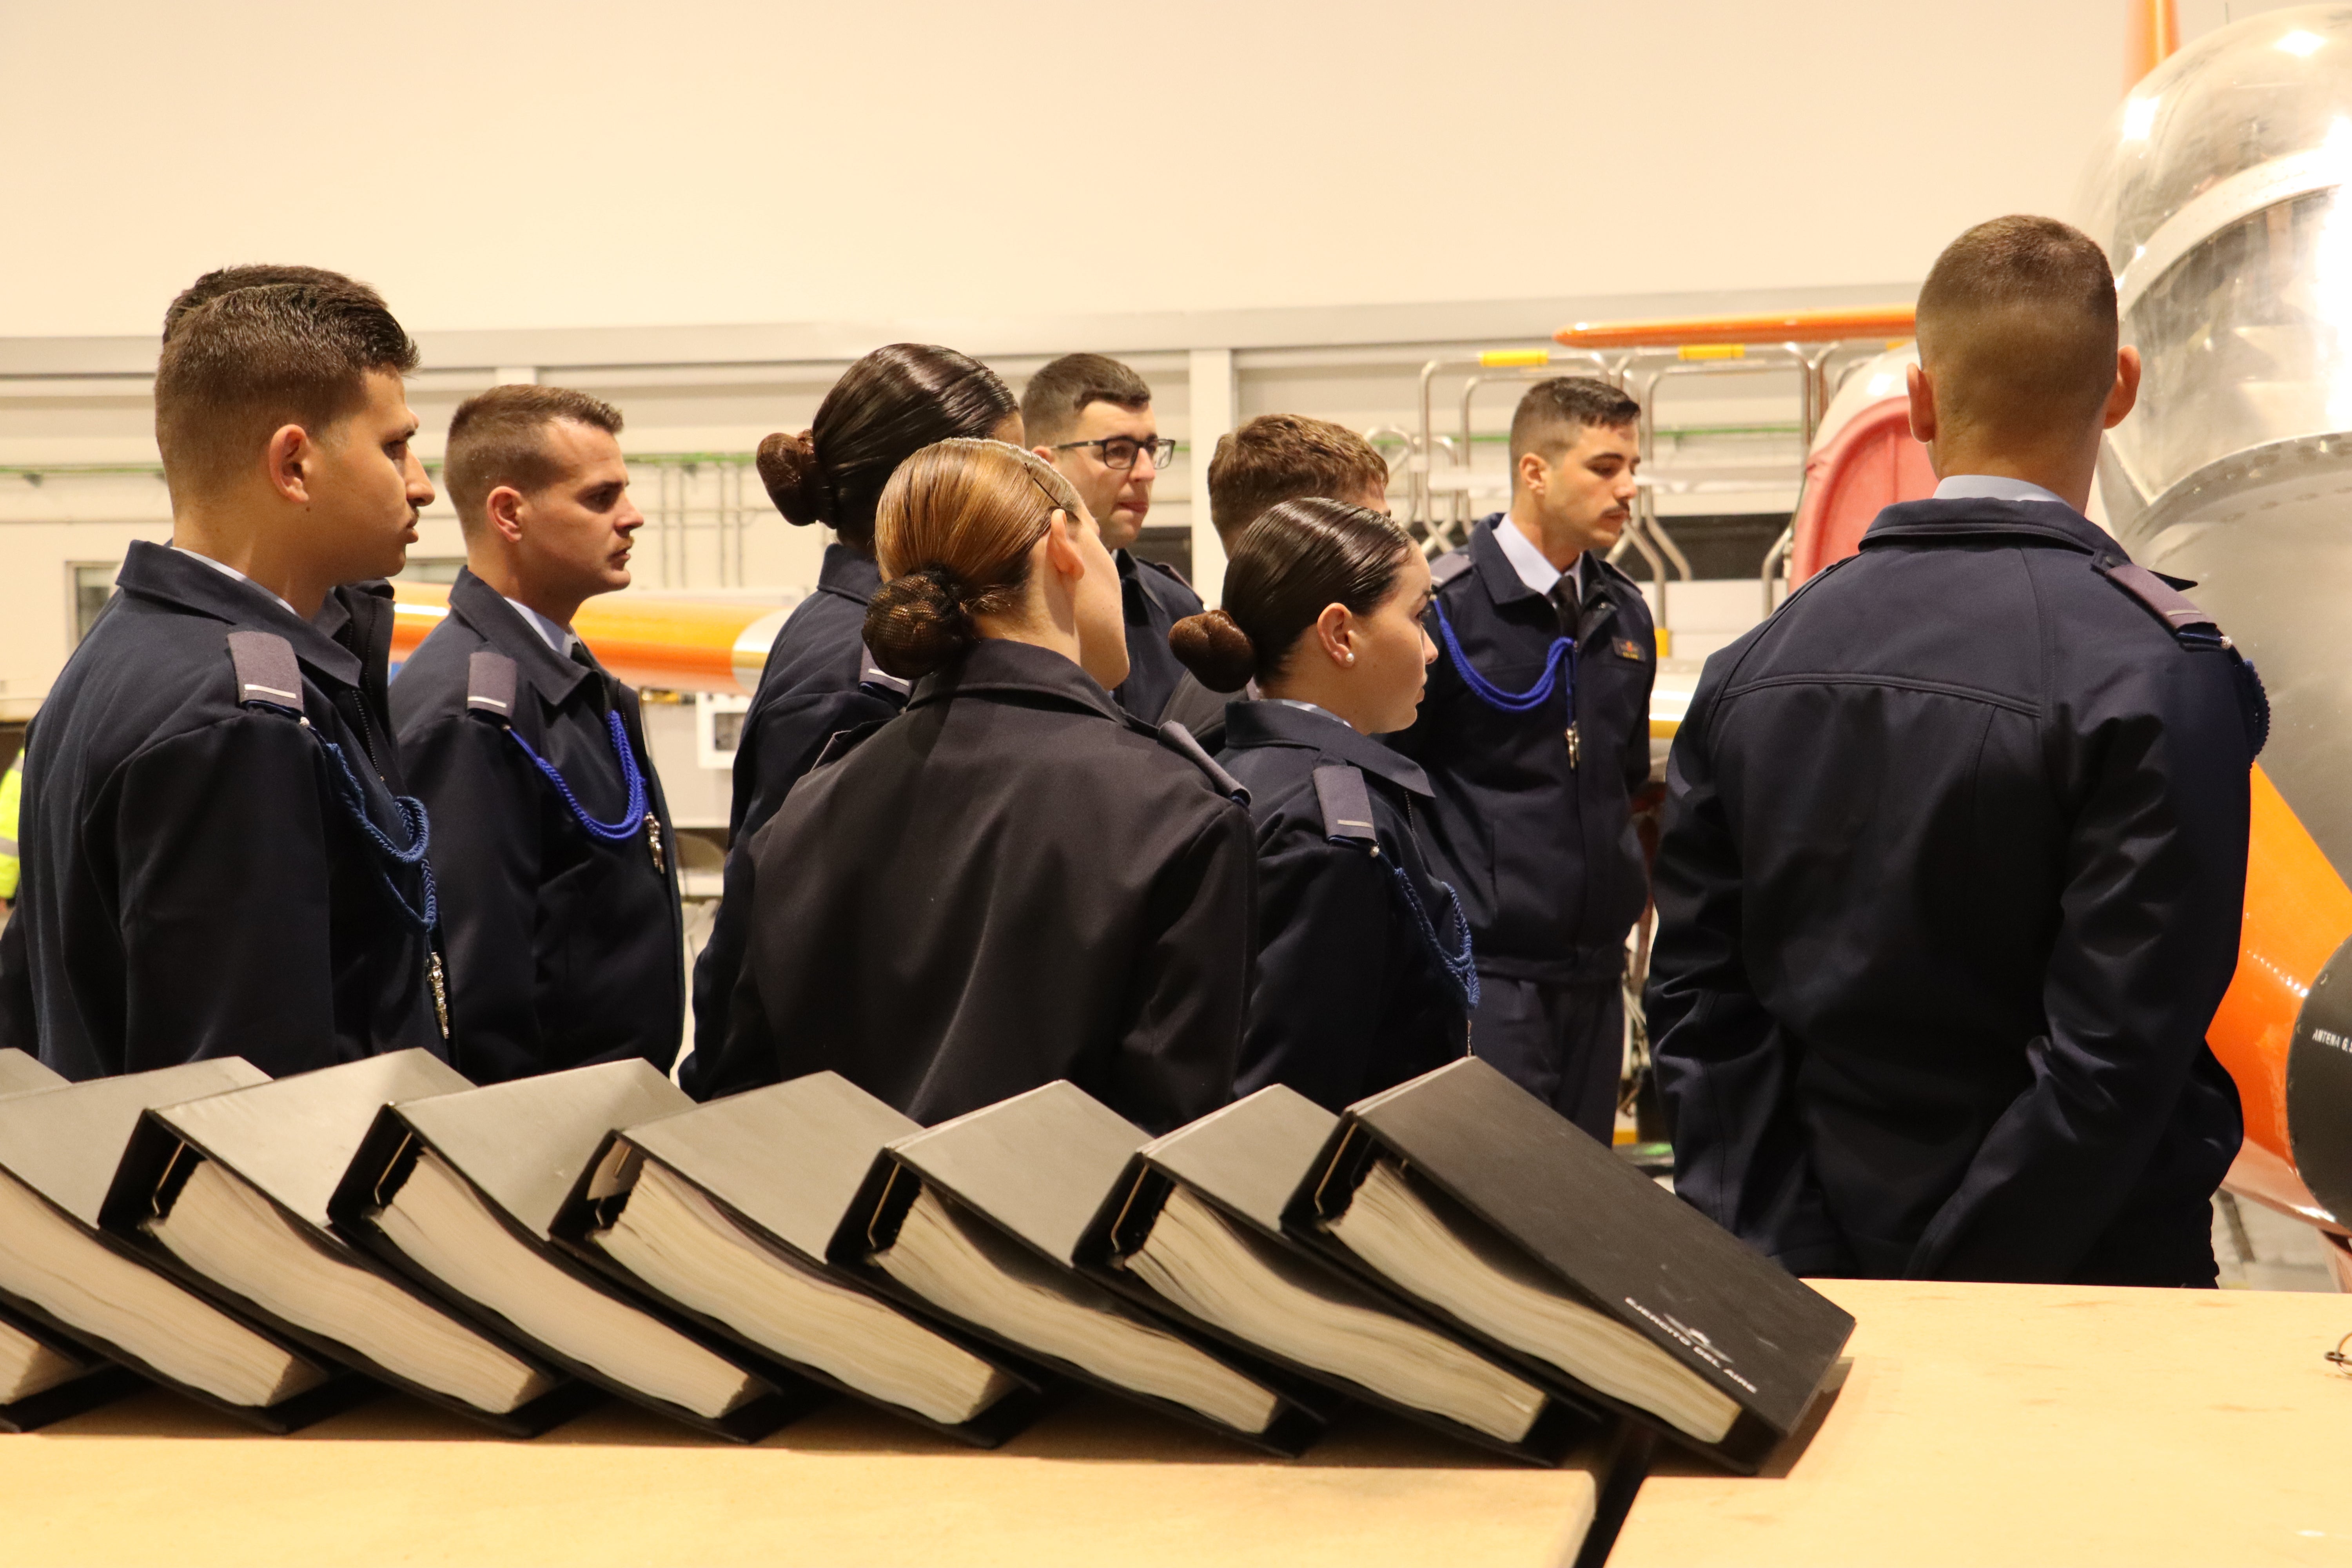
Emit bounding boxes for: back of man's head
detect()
[163,265,373,342]
[152,278,419,506]
[1915,215,2118,448]
[444,384,625,534]
[1206,415,1389,548]
[1020,352,1151,448]
[1508,377,1639,484]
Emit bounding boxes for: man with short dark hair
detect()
[1159,414,1394,735]
[13,274,445,1078]
[391,386,681,1083]
[1390,377,1656,1142]
[1648,215,2264,1285]
[1024,352,1202,720]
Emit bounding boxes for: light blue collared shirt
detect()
[1495,515,1584,601]
[1933,474,2074,510]
[169,545,304,622]
[1267,697,1351,731]
[503,595,579,659]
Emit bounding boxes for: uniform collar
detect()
[907,636,1127,723]
[1932,473,2076,510]
[1493,514,1585,599]
[1467,515,1599,609]
[115,539,365,690]
[818,542,883,606]
[448,567,596,706]
[500,594,578,657]
[1858,495,2121,557]
[1222,698,1434,797]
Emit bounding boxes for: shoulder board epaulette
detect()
[810,715,892,773]
[1312,765,1379,851]
[466,650,518,723]
[1155,720,1249,804]
[1429,548,1475,589]
[226,631,305,715]
[1142,557,1193,590]
[2097,559,2229,650]
[857,641,913,701]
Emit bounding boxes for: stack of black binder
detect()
[327,1059,812,1442]
[100,1050,591,1436]
[549,1071,1045,1445]
[0,1058,366,1432]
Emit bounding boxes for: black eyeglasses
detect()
[1053,436,1177,472]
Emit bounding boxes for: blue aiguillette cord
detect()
[1432,598,1574,713]
[504,711,649,842]
[1388,866,1481,1014]
[313,735,439,934]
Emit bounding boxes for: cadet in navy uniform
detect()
[682,346,1020,1090]
[1172,499,1474,1111]
[695,440,1254,1132]
[12,274,445,1078]
[1389,378,1656,1141]
[391,386,682,1082]
[1024,354,1202,722]
[1648,217,2264,1286]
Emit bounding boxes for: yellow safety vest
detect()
[0,757,20,901]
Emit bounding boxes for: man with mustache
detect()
[1390,378,1657,1142]
[392,386,684,1082]
[11,272,445,1077]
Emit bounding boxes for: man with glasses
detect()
[1024,353,1200,722]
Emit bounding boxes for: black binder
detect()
[0,1059,370,1433]
[0,1050,147,1432]
[1287,1057,1855,1473]
[549,1071,1049,1447]
[831,1080,1327,1457]
[100,1050,594,1437]
[327,1059,815,1442]
[1079,1085,1602,1465]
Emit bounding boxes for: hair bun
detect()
[864,565,977,680]
[756,429,832,526]
[1169,608,1256,693]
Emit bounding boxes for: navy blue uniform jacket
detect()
[1218,700,1470,1111]
[1114,548,1204,723]
[392,569,682,1083]
[685,543,906,1083]
[1646,497,2259,1286]
[9,541,443,1078]
[693,639,1254,1133]
[1390,517,1657,985]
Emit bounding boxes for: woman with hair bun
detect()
[695,439,1257,1132]
[1170,498,1470,1111]
[685,345,1019,1093]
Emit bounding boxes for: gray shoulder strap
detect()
[226,631,304,713]
[466,650,519,722]
[858,642,913,700]
[1312,765,1379,849]
[1155,720,1249,804]
[2099,559,2225,646]
[1429,548,1475,588]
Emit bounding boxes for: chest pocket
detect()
[1314,764,1479,1014]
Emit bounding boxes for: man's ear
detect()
[1906,363,1938,448]
[1517,449,1546,497]
[486,485,528,546]
[2103,345,2142,431]
[265,425,312,505]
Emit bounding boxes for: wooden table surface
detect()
[3,1278,2346,1567]
[1616,1278,2352,1568]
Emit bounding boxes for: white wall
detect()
[0,0,2174,339]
